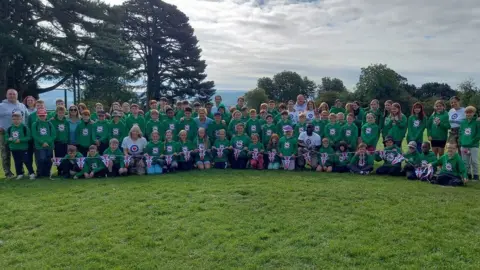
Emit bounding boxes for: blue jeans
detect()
[11,150,34,176]
[35,149,53,177]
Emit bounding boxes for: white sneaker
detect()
[16,175,24,180]
[29,174,36,180]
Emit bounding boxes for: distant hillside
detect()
[39,89,246,110]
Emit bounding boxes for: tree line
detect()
[0,0,215,105]
[245,64,480,115]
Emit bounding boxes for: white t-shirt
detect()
[288,110,298,124]
[449,107,466,128]
[305,110,315,121]
[298,131,321,149]
[122,136,148,155]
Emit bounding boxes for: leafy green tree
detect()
[244,88,268,111]
[417,82,456,100]
[257,71,316,102]
[317,77,347,94]
[120,0,215,102]
[458,79,480,108]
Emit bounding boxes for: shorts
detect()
[196,160,211,166]
[431,140,446,148]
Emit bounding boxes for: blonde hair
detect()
[129,125,143,138]
[249,109,257,114]
[109,138,119,145]
[198,108,207,114]
[197,127,209,148]
[465,106,477,113]
[178,130,188,142]
[36,99,45,104]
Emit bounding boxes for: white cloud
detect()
[106,0,480,91]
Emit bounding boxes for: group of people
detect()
[0,89,478,187]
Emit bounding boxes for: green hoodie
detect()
[404,150,421,166]
[164,140,180,162]
[5,124,30,151]
[375,145,403,167]
[50,116,70,143]
[361,123,379,147]
[145,141,164,159]
[207,120,227,144]
[459,118,480,148]
[335,151,352,167]
[146,119,162,140]
[431,153,467,178]
[178,140,196,162]
[126,114,146,134]
[230,133,250,158]
[31,120,56,150]
[279,135,297,156]
[385,114,407,142]
[79,153,105,175]
[108,120,127,142]
[27,111,39,129]
[341,123,358,150]
[76,120,94,148]
[162,117,179,139]
[324,122,342,145]
[213,138,230,162]
[261,123,277,146]
[228,119,243,138]
[177,118,198,141]
[363,108,383,127]
[419,151,437,166]
[311,119,326,136]
[350,153,374,167]
[103,147,125,168]
[294,122,307,137]
[330,107,345,114]
[248,142,264,158]
[318,146,335,167]
[246,118,263,137]
[407,115,426,142]
[92,120,110,144]
[427,111,450,141]
[276,119,293,136]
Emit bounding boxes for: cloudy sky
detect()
[105,0,480,91]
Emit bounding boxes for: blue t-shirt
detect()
[194,117,213,130]
[68,118,80,144]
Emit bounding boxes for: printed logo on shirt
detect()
[169,124,175,130]
[308,113,313,119]
[451,113,458,120]
[266,130,272,136]
[92,163,97,169]
[215,130,220,137]
[12,131,19,139]
[465,128,472,135]
[130,145,139,153]
[166,146,173,152]
[421,160,428,166]
[113,128,119,135]
[339,155,347,161]
[251,125,257,132]
[299,127,304,133]
[445,163,452,171]
[285,142,290,149]
[236,141,243,148]
[82,128,88,136]
[329,129,336,135]
[152,147,159,154]
[314,126,320,132]
[185,125,190,131]
[58,124,65,131]
[153,126,158,132]
[306,139,311,146]
[366,128,371,134]
[182,146,188,152]
[413,120,420,127]
[346,130,351,137]
[11,109,24,117]
[198,144,205,150]
[97,126,103,133]
[40,127,47,135]
[387,153,395,162]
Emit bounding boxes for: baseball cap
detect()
[283,125,293,132]
[97,110,106,116]
[112,111,122,117]
[383,136,393,143]
[37,109,47,116]
[408,141,417,149]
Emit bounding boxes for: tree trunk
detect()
[0,55,9,99]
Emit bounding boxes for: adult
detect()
[23,96,36,114]
[211,95,223,114]
[122,125,148,175]
[448,96,465,146]
[294,94,307,113]
[0,89,29,177]
[68,105,80,146]
[297,124,321,170]
[194,108,213,130]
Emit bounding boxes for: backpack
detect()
[7,125,27,139]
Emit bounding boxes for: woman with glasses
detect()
[68,105,80,146]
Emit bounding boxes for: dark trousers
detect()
[436,173,464,186]
[58,160,81,178]
[11,150,34,176]
[348,164,373,174]
[107,163,127,177]
[27,141,34,174]
[54,142,68,158]
[178,161,193,171]
[406,169,417,180]
[77,145,89,157]
[333,165,349,173]
[35,149,53,177]
[394,141,402,148]
[214,161,228,169]
[376,165,402,176]
[98,142,108,155]
[231,157,247,169]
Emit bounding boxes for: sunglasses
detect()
[70,109,78,111]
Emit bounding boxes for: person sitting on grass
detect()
[419,142,437,171]
[375,136,403,176]
[194,127,211,170]
[78,145,106,179]
[103,138,127,177]
[297,124,321,171]
[212,129,230,169]
[429,143,468,186]
[229,123,250,169]
[279,125,297,171]
[333,141,352,173]
[403,141,421,180]
[162,130,179,173]
[248,133,264,170]
[459,106,479,180]
[266,134,280,170]
[7,112,34,180]
[317,137,334,172]
[177,130,195,171]
[348,143,374,175]
[58,145,83,179]
[121,125,147,175]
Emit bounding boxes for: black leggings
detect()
[178,161,193,171]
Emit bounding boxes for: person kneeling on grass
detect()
[375,136,403,176]
[266,134,281,170]
[230,123,250,169]
[77,145,107,179]
[104,138,128,177]
[297,124,321,171]
[122,125,147,175]
[145,131,164,175]
[348,143,374,175]
[429,143,468,186]
[178,130,195,171]
[58,145,83,178]
[317,137,334,172]
[333,141,352,173]
[212,129,230,169]
[7,112,35,180]
[279,126,297,171]
[402,141,421,180]
[248,133,264,170]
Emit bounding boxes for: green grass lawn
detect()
[1,170,480,269]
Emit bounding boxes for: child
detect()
[333,141,352,173]
[92,110,109,154]
[311,110,324,135]
[51,106,70,159]
[194,128,211,170]
[246,109,263,137]
[274,103,287,123]
[58,145,83,178]
[122,102,131,118]
[227,110,243,138]
[104,138,128,177]
[279,126,297,171]
[207,112,227,145]
[361,113,380,153]
[294,113,307,137]
[375,136,403,176]
[126,104,146,133]
[175,100,189,120]
[6,112,34,179]
[248,133,264,170]
[162,107,178,140]
[419,142,437,167]
[177,107,198,141]
[341,114,358,151]
[287,100,298,124]
[261,115,277,148]
[161,130,179,172]
[330,99,345,114]
[363,99,383,128]
[385,103,407,147]
[27,99,45,129]
[79,145,106,179]
[235,96,245,111]
[348,143,374,175]
[240,107,249,123]
[407,102,426,152]
[229,123,250,169]
[427,100,450,157]
[324,113,341,150]
[108,111,127,144]
[459,106,479,180]
[178,130,195,171]
[317,138,334,172]
[266,134,281,170]
[268,100,278,117]
[403,141,421,180]
[32,109,56,178]
[276,111,293,135]
[430,143,468,186]
[336,112,346,127]
[306,101,316,122]
[76,110,94,156]
[144,100,158,122]
[146,109,162,140]
[212,129,230,169]
[144,131,164,175]
[381,100,393,141]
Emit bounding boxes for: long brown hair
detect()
[267,134,280,150]
[411,102,425,120]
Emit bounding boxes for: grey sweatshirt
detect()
[0,99,29,130]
